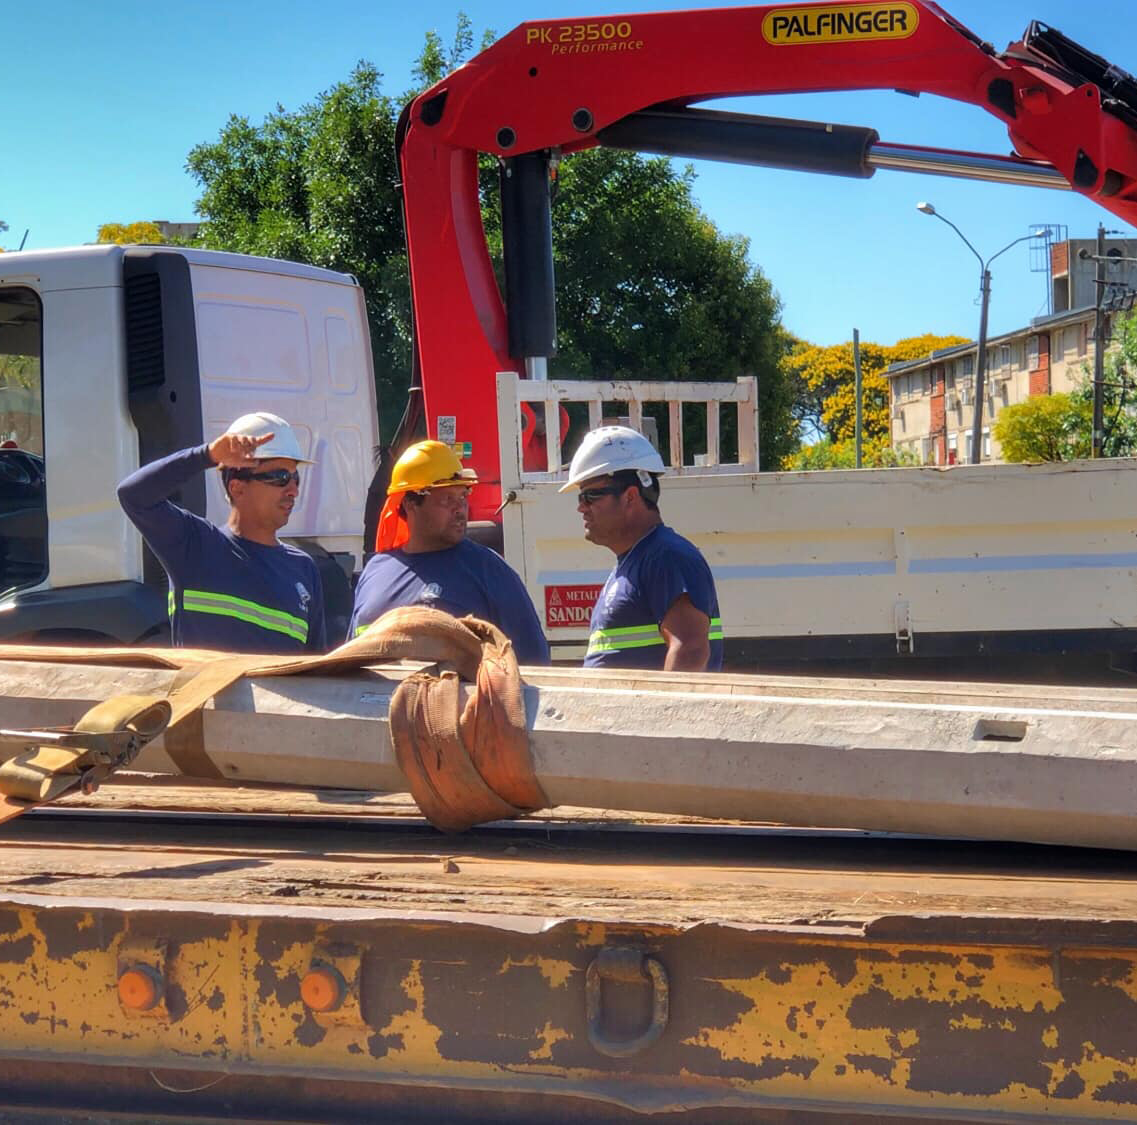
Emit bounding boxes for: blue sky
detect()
[5,0,1136,348]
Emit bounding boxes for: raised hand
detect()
[208,431,275,468]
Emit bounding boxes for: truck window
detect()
[0,287,47,595]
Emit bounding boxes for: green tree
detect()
[994,312,1137,462]
[542,150,793,467]
[186,19,795,461]
[993,392,1090,462]
[97,221,166,245]
[782,436,919,470]
[1068,310,1137,457]
[186,63,407,438]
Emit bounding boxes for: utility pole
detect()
[1093,223,1107,458]
[1078,231,1137,457]
[972,268,992,465]
[853,328,863,468]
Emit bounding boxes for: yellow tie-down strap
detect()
[0,695,171,823]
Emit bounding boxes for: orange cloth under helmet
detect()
[375,440,479,552]
[375,491,411,551]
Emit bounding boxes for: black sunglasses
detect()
[577,485,627,505]
[231,468,301,487]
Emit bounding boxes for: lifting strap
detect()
[0,695,171,823]
[0,607,546,832]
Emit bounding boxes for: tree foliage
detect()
[995,312,1137,462]
[186,63,407,437]
[782,333,968,458]
[993,393,1090,462]
[782,437,919,471]
[97,221,166,245]
[546,150,793,467]
[1068,310,1137,457]
[184,19,795,460]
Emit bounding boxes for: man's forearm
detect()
[117,445,213,515]
[663,636,710,673]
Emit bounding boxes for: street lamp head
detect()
[916,201,936,215]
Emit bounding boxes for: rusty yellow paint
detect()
[1,905,1137,1120]
[498,953,575,990]
[686,937,1137,1119]
[527,1019,573,1062]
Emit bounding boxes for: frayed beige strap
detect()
[0,695,170,822]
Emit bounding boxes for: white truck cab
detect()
[0,244,378,643]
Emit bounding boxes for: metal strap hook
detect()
[585,946,669,1058]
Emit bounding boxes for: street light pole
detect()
[973,267,992,466]
[916,203,1042,465]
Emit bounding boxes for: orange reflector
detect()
[300,965,345,1013]
[117,965,163,1011]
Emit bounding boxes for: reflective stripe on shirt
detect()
[176,589,308,643]
[587,617,723,656]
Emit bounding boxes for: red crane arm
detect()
[398,1,1137,519]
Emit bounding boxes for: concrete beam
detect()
[1,659,1137,848]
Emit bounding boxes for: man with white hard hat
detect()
[560,425,722,672]
[117,412,326,653]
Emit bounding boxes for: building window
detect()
[962,354,975,376]
[999,343,1011,368]
[1017,341,1028,369]
[1027,335,1040,369]
[1053,329,1064,358]
[1078,323,1089,357]
[982,428,991,459]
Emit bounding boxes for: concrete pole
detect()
[4,659,1137,849]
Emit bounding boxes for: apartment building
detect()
[886,236,1136,464]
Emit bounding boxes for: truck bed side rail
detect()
[497,371,759,487]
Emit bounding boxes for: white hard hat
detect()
[223,412,314,463]
[559,425,666,491]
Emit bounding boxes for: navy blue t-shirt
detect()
[585,524,723,670]
[117,445,326,653]
[349,539,550,665]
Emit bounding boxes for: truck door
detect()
[0,287,47,597]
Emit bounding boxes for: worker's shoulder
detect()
[457,537,521,575]
[647,524,707,561]
[277,539,319,567]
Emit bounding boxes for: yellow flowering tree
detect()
[96,221,166,245]
[783,332,968,468]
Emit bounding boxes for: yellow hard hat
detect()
[388,440,477,495]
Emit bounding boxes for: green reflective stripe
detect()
[181,589,308,642]
[167,590,176,618]
[588,634,667,654]
[592,624,662,639]
[589,615,724,654]
[354,623,369,638]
